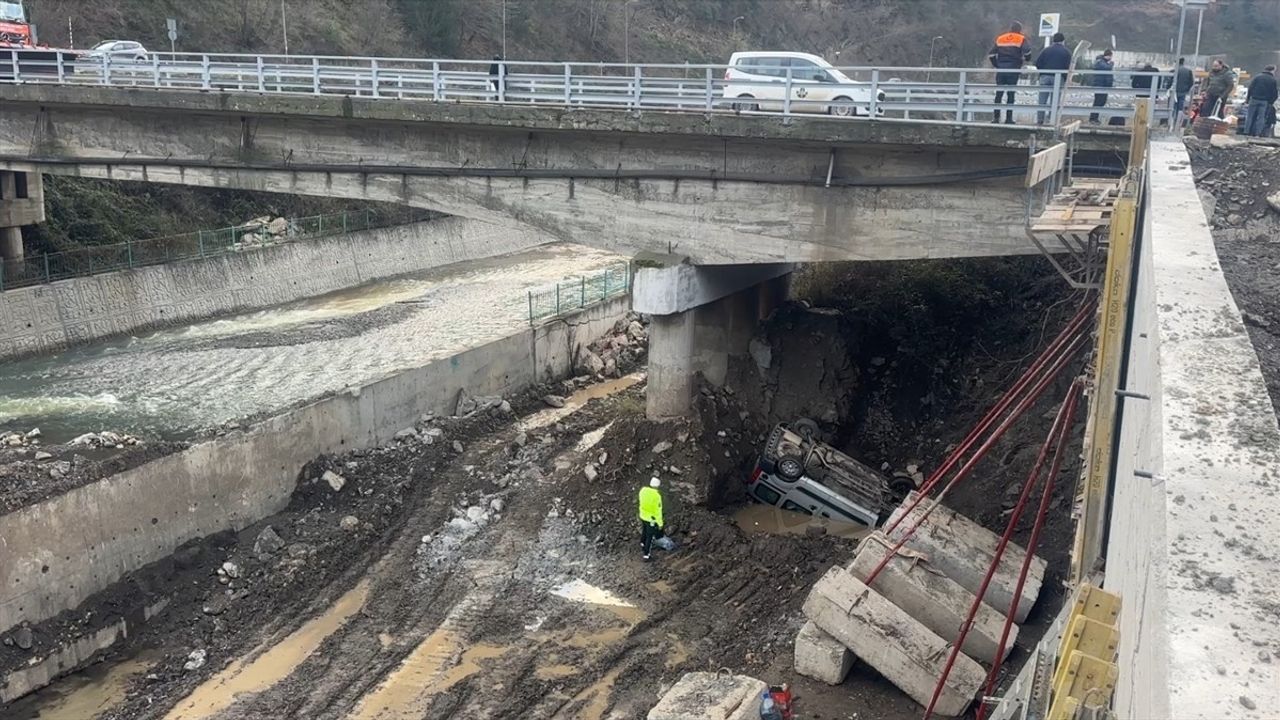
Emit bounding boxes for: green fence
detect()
[527,262,632,324]
[0,208,430,292]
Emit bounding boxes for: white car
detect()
[86,40,149,63]
[722,51,883,116]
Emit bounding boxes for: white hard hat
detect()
[650,477,661,488]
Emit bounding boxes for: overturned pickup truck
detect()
[747,421,911,527]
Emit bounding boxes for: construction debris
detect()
[794,620,854,685]
[648,671,767,720]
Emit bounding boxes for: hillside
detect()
[16,0,1279,252]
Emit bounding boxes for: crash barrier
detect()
[1,50,1171,130]
[0,208,431,291]
[527,261,631,324]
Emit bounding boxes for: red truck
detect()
[0,0,66,78]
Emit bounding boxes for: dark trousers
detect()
[1202,92,1224,119]
[640,521,662,556]
[1089,93,1108,123]
[993,72,1019,122]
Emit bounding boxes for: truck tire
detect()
[792,417,820,441]
[776,455,805,480]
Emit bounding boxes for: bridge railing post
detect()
[869,68,880,118]
[1050,71,1063,128]
[256,56,265,92]
[563,63,571,104]
[432,61,440,101]
[632,65,642,110]
[56,50,65,84]
[152,53,161,87]
[200,54,211,90]
[498,61,506,103]
[312,57,320,95]
[783,67,793,117]
[370,58,380,98]
[9,49,19,84]
[100,52,110,86]
[704,67,713,112]
[956,70,967,122]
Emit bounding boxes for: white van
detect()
[722,51,883,115]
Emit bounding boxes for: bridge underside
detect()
[0,86,1128,264]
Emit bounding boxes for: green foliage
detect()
[396,0,463,57]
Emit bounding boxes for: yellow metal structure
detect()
[1047,584,1122,719]
[1071,98,1148,583]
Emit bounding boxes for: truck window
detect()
[781,500,812,515]
[753,483,782,505]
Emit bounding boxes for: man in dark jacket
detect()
[988,21,1032,124]
[1089,50,1114,124]
[1174,57,1195,120]
[1034,32,1072,124]
[1243,65,1278,136]
[1201,59,1235,119]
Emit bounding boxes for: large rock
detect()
[847,532,1015,664]
[794,620,854,685]
[883,493,1045,623]
[1267,191,1280,215]
[254,526,286,557]
[803,566,985,717]
[648,671,767,720]
[266,217,289,235]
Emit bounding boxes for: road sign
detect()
[1039,13,1061,37]
[166,17,177,42]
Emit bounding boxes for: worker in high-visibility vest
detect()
[638,477,664,561]
[987,21,1033,124]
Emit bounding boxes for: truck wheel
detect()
[829,95,858,116]
[733,94,758,112]
[777,455,805,480]
[792,417,820,441]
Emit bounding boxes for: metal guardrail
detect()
[527,261,631,324]
[0,50,1176,130]
[0,208,427,291]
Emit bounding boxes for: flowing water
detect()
[0,244,624,443]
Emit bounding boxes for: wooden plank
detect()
[1059,119,1084,136]
[1025,142,1069,188]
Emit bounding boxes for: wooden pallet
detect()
[1028,177,1121,289]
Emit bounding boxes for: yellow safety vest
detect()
[638,486,663,527]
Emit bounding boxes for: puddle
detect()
[559,626,631,649]
[163,580,369,719]
[9,652,158,720]
[566,664,625,720]
[520,373,644,431]
[551,579,635,609]
[534,661,579,680]
[433,642,510,694]
[733,504,872,541]
[352,628,459,720]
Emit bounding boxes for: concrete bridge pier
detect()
[0,170,44,262]
[634,260,793,419]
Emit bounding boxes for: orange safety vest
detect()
[995,31,1028,48]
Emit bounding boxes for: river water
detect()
[0,243,624,443]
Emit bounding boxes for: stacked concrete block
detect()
[847,532,1017,664]
[884,493,1046,623]
[794,620,856,685]
[648,671,767,720]
[802,566,985,717]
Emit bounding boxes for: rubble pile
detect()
[235,216,295,247]
[0,427,42,448]
[68,430,143,449]
[574,312,649,379]
[1185,138,1280,230]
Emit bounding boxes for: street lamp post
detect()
[502,0,507,58]
[927,35,943,82]
[280,0,288,56]
[623,0,639,64]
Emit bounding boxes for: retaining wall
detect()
[0,295,630,634]
[1105,140,1280,718]
[0,217,549,360]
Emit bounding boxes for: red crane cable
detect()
[884,299,1096,537]
[975,380,1083,720]
[921,375,1082,720]
[865,329,1089,587]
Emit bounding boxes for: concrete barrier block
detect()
[803,566,984,718]
[848,532,1017,664]
[794,620,855,685]
[884,493,1045,623]
[648,671,767,720]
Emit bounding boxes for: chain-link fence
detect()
[527,262,632,324]
[0,207,432,292]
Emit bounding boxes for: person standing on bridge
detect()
[1200,59,1235,120]
[1033,32,1072,125]
[987,21,1032,124]
[1243,65,1277,137]
[638,477,664,561]
[489,55,505,100]
[1088,49,1114,124]
[1174,58,1195,126]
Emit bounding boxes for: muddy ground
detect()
[1186,138,1280,420]
[5,257,1088,720]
